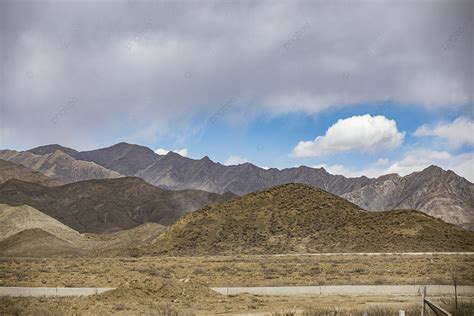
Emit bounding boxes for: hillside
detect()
[0,204,82,243]
[343,166,474,229]
[0,204,85,256]
[0,177,236,233]
[149,184,474,255]
[0,159,63,186]
[0,204,167,257]
[0,149,122,184]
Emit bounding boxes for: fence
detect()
[421,286,453,316]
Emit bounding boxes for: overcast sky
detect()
[1,0,473,180]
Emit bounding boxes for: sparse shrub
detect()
[192,267,206,275]
[272,311,296,316]
[215,265,234,274]
[301,306,419,316]
[154,304,187,316]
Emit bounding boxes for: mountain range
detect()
[0,142,472,229]
[2,184,473,257]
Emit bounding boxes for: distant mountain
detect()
[28,144,80,158]
[78,142,160,176]
[0,177,236,233]
[138,151,373,195]
[0,149,122,184]
[0,159,63,186]
[149,184,474,255]
[343,165,474,230]
[28,142,159,176]
[26,143,373,195]
[14,142,474,229]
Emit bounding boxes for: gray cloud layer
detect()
[1,0,472,149]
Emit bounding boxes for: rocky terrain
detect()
[29,143,159,176]
[0,149,122,184]
[343,166,474,230]
[149,184,474,255]
[0,159,62,186]
[0,177,236,233]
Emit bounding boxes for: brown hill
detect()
[0,159,63,186]
[0,177,236,233]
[0,149,122,184]
[0,229,83,257]
[0,203,83,243]
[343,165,474,230]
[0,204,166,257]
[149,183,474,255]
[0,204,86,256]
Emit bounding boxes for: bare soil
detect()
[0,254,472,314]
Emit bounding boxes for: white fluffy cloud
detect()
[414,116,474,147]
[316,149,474,182]
[223,155,248,166]
[154,148,188,157]
[293,115,405,157]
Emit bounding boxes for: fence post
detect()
[454,278,458,312]
[421,285,426,316]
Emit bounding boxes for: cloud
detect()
[154,148,188,157]
[1,0,472,149]
[293,115,404,157]
[375,158,389,166]
[385,149,452,176]
[414,116,474,147]
[224,155,248,166]
[316,149,474,182]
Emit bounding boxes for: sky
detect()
[1,0,473,181]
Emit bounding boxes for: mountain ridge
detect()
[343,165,474,229]
[0,149,123,183]
[0,177,236,233]
[3,142,472,229]
[0,159,63,187]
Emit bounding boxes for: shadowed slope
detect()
[0,177,236,233]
